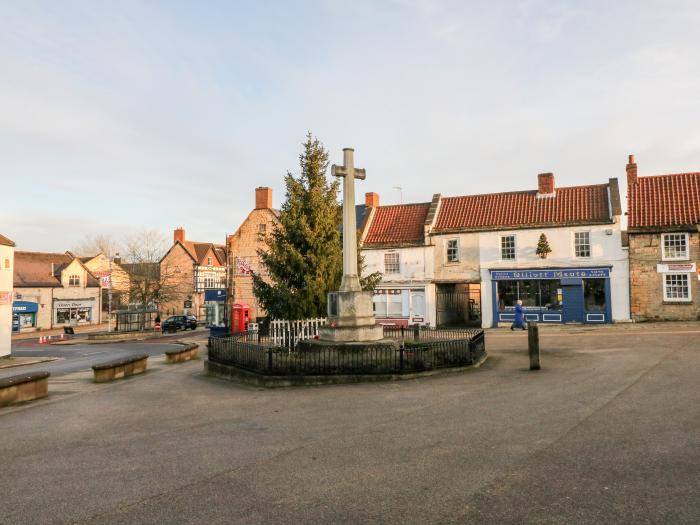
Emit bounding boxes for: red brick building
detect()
[627,155,700,321]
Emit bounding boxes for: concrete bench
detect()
[92,354,148,383]
[0,371,50,407]
[165,343,199,363]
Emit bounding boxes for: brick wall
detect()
[229,208,279,320]
[629,231,699,321]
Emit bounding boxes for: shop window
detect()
[384,253,400,274]
[574,231,591,258]
[446,239,459,263]
[584,279,606,312]
[68,274,80,286]
[661,233,688,260]
[387,293,403,317]
[373,294,388,318]
[410,290,425,318]
[664,274,691,301]
[500,235,516,260]
[497,280,562,310]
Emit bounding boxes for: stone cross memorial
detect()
[318,148,384,342]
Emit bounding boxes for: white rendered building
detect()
[0,234,16,357]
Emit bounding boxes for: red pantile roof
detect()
[627,172,700,230]
[364,203,430,246]
[0,234,15,247]
[434,184,612,232]
[180,241,226,265]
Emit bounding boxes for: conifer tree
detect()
[252,134,343,320]
[536,233,552,259]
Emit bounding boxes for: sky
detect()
[2,0,700,251]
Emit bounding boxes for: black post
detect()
[413,323,420,341]
[528,321,540,371]
[399,344,404,371]
[267,348,273,371]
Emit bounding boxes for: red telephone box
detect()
[230,303,251,333]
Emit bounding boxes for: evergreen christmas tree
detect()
[252,134,381,320]
[536,233,552,259]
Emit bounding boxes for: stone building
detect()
[227,187,279,321]
[627,155,700,321]
[159,228,227,323]
[80,253,131,311]
[13,251,102,331]
[361,193,438,326]
[0,234,14,356]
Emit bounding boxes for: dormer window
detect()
[69,274,80,286]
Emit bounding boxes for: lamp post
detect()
[108,252,119,332]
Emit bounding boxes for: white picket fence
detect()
[269,318,327,347]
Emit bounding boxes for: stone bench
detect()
[0,371,50,407]
[92,354,148,383]
[165,343,199,364]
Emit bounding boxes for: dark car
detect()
[161,315,198,332]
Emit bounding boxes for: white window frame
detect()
[573,231,591,259]
[384,252,400,274]
[207,257,213,266]
[661,233,689,261]
[68,274,80,286]
[663,273,692,302]
[500,234,517,261]
[446,239,460,263]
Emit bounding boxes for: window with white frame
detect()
[500,235,516,260]
[663,274,691,301]
[662,233,689,260]
[207,257,213,266]
[384,252,400,274]
[446,239,459,263]
[68,274,80,286]
[204,276,215,288]
[574,231,591,258]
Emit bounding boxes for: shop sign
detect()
[0,291,11,305]
[53,299,95,309]
[374,289,403,295]
[490,268,610,280]
[204,289,227,302]
[12,301,39,313]
[656,262,696,273]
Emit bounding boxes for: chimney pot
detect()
[537,173,555,195]
[255,187,273,209]
[626,154,638,186]
[365,192,380,208]
[174,228,185,244]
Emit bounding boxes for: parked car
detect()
[161,315,198,332]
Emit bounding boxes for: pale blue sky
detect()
[2,1,700,251]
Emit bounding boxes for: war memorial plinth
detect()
[206,148,486,387]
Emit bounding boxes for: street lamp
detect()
[108,252,119,332]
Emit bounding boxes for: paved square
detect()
[2,325,699,524]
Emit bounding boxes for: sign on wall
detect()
[656,263,696,273]
[53,299,95,309]
[490,268,610,280]
[0,291,11,305]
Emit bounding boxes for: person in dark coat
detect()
[511,299,526,330]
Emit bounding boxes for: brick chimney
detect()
[255,187,273,209]
[174,228,185,244]
[626,154,638,185]
[365,192,380,208]
[537,173,555,195]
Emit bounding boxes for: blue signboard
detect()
[12,301,39,313]
[204,289,227,302]
[490,268,610,280]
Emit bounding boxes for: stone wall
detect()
[228,208,279,321]
[159,244,195,316]
[629,231,699,321]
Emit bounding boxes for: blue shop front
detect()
[204,289,227,327]
[490,267,612,326]
[12,301,39,332]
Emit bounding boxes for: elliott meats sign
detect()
[490,268,610,280]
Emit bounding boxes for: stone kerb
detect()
[92,355,148,383]
[0,371,50,407]
[165,343,199,363]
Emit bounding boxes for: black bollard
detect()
[528,321,541,371]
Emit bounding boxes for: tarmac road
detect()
[1,325,699,524]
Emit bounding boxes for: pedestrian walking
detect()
[511,299,527,331]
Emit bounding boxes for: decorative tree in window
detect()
[536,233,552,259]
